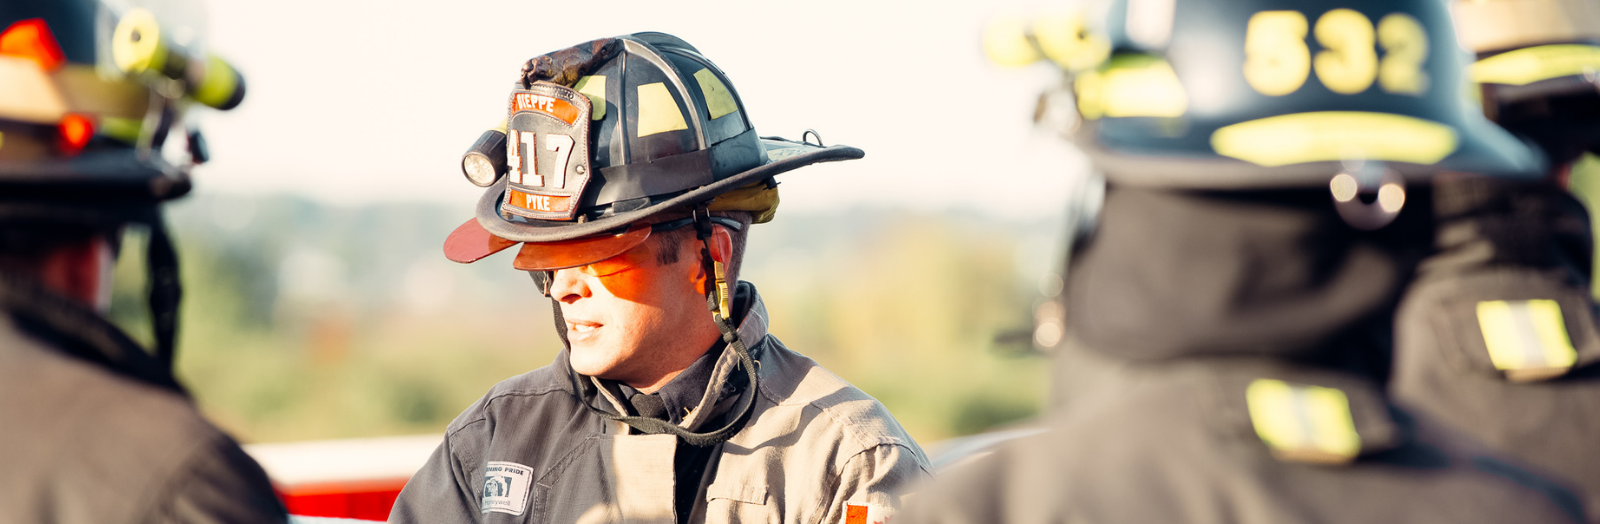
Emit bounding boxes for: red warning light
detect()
[58,113,95,155]
[0,19,65,71]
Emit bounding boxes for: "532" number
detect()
[1242,9,1429,97]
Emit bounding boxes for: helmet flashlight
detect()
[111,8,244,110]
[462,122,507,187]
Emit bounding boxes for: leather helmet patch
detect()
[502,82,594,221]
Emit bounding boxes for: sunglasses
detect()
[526,216,742,295]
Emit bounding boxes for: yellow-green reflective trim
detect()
[112,8,165,75]
[981,14,1042,68]
[192,55,239,109]
[1246,379,1361,464]
[1476,300,1578,380]
[573,75,606,120]
[1472,44,1600,86]
[634,82,688,137]
[1034,11,1110,71]
[1211,111,1456,167]
[100,117,142,144]
[1075,54,1187,119]
[693,69,738,120]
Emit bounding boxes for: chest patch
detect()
[843,502,892,524]
[481,461,535,516]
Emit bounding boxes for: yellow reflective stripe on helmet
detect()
[1074,55,1187,119]
[1476,299,1579,381]
[53,65,149,119]
[1034,10,1110,71]
[982,13,1042,68]
[1451,0,1600,54]
[0,56,68,124]
[100,117,142,143]
[1471,44,1600,86]
[1211,111,1456,167]
[693,68,738,120]
[635,82,688,137]
[1246,379,1362,465]
[574,75,606,120]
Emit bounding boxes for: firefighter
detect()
[1391,0,1600,520]
[900,0,1585,522]
[0,0,284,522]
[388,33,930,524]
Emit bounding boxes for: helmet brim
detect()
[0,148,189,201]
[511,225,651,271]
[444,216,658,271]
[463,139,862,246]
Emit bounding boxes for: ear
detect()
[709,226,734,268]
[689,226,736,295]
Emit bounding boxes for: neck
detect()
[630,367,687,394]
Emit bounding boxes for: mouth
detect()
[566,319,602,334]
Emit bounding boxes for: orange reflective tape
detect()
[845,504,870,524]
[511,92,580,124]
[507,189,574,214]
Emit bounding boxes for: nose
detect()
[549,268,590,304]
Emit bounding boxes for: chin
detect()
[567,343,622,378]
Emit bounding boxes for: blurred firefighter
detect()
[899,0,1587,522]
[389,33,928,524]
[0,0,285,522]
[1390,0,1600,521]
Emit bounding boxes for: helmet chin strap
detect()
[558,205,759,447]
[146,216,182,369]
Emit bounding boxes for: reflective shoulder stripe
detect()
[1245,378,1361,465]
[1476,299,1579,382]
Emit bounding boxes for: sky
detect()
[191,0,1091,219]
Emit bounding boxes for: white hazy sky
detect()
[195,0,1089,219]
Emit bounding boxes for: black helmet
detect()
[0,0,244,369]
[444,33,852,447]
[445,32,862,268]
[1018,0,1545,189]
[1453,0,1600,164]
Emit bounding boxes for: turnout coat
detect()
[390,283,930,524]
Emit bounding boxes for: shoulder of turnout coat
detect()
[1394,178,1600,523]
[0,282,288,524]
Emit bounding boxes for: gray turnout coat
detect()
[389,283,931,523]
[0,278,286,524]
[1393,180,1600,522]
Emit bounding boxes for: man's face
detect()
[548,231,721,388]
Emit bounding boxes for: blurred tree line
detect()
[109,194,1061,444]
[107,154,1600,446]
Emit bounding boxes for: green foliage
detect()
[110,195,1056,444]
